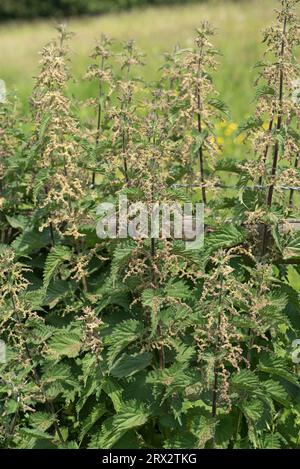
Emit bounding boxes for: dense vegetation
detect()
[0,0,204,20]
[1,0,300,450]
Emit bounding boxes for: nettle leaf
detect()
[262,380,290,407]
[110,352,152,378]
[205,224,246,253]
[43,245,72,290]
[91,400,150,449]
[32,169,51,202]
[231,369,260,392]
[174,342,196,364]
[141,288,162,308]
[19,427,53,441]
[106,319,144,368]
[28,412,56,432]
[80,403,106,444]
[190,129,209,154]
[215,415,236,447]
[274,129,285,157]
[37,112,51,145]
[12,228,53,256]
[43,279,76,308]
[95,281,131,313]
[286,266,300,291]
[4,399,19,416]
[283,232,300,259]
[147,363,194,398]
[254,84,275,100]
[163,432,197,449]
[111,242,136,280]
[5,214,28,231]
[190,415,216,448]
[114,401,150,431]
[164,280,190,300]
[258,356,300,388]
[103,378,124,412]
[88,416,121,449]
[208,98,231,118]
[30,322,56,344]
[259,433,283,449]
[288,127,300,143]
[271,225,283,253]
[236,116,263,136]
[241,399,264,422]
[48,329,82,359]
[41,362,78,386]
[215,157,241,173]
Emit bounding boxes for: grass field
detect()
[2,0,299,120]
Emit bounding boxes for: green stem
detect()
[262,15,287,255]
[92,56,104,187]
[196,48,207,205]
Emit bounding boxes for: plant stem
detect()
[262,15,287,255]
[92,56,104,187]
[150,177,165,368]
[44,185,55,247]
[122,127,129,184]
[121,45,133,184]
[258,118,274,187]
[289,152,299,208]
[196,51,207,204]
[212,274,223,419]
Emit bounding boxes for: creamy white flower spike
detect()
[0,79,6,103]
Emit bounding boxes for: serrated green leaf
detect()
[106,319,143,368]
[48,330,82,359]
[208,98,231,118]
[110,352,152,378]
[206,224,246,253]
[43,245,72,290]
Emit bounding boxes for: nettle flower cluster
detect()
[1,0,300,450]
[30,25,88,241]
[240,0,300,243]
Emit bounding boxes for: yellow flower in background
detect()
[262,121,270,130]
[217,136,224,145]
[207,135,220,153]
[224,122,238,136]
[234,135,244,145]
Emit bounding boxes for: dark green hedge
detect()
[0,0,204,20]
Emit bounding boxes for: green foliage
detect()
[0,0,300,451]
[0,0,204,20]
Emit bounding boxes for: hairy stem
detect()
[150,178,165,369]
[289,152,299,208]
[92,56,104,187]
[212,274,223,420]
[196,51,207,204]
[258,118,274,187]
[262,15,287,255]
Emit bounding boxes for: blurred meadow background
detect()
[1,0,300,160]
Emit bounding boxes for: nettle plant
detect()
[1,0,300,450]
